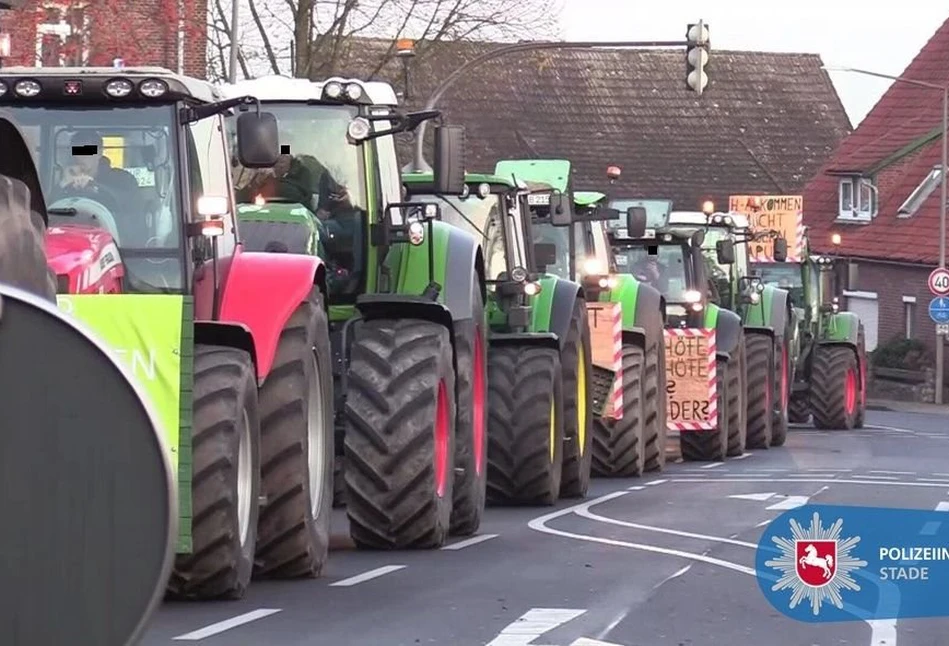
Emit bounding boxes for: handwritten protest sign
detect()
[586,303,622,419]
[664,328,716,430]
[728,194,803,262]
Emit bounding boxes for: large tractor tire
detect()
[788,396,810,424]
[591,344,646,477]
[253,290,334,579]
[771,337,791,446]
[450,283,489,535]
[810,345,860,430]
[744,333,773,449]
[343,319,456,549]
[560,297,594,498]
[167,345,260,600]
[726,337,747,457]
[854,326,867,429]
[680,358,728,462]
[643,336,667,472]
[486,345,564,505]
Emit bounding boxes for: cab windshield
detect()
[531,220,584,278]
[11,104,183,293]
[753,261,805,307]
[410,191,508,279]
[228,103,367,298]
[613,242,690,302]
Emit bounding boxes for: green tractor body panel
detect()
[494,159,570,192]
[57,294,195,552]
[704,302,721,329]
[574,191,607,207]
[597,273,639,328]
[236,202,322,256]
[822,310,860,346]
[528,275,558,332]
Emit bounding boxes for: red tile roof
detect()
[804,14,949,264]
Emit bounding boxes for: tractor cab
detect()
[0,66,277,296]
[220,75,463,309]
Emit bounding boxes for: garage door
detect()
[843,291,878,351]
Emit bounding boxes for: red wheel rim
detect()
[473,328,486,476]
[781,344,789,411]
[844,368,857,416]
[860,354,867,408]
[434,379,450,497]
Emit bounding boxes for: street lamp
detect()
[823,65,948,404]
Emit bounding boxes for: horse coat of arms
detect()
[796,540,837,587]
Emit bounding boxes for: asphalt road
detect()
[141,410,949,646]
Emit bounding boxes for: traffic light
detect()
[686,20,710,95]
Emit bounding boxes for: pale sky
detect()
[560,1,949,127]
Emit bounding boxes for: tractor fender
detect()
[530,275,584,351]
[743,285,789,334]
[603,275,666,358]
[488,331,559,350]
[713,306,743,359]
[218,247,327,381]
[389,220,485,323]
[819,310,860,347]
[194,321,257,373]
[621,327,648,350]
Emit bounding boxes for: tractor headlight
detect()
[583,258,603,275]
[683,289,702,303]
[408,220,425,246]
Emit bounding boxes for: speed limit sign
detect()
[930,267,949,295]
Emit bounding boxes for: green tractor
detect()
[402,170,594,501]
[604,206,747,461]
[751,230,867,429]
[221,76,489,547]
[663,208,796,449]
[497,159,668,477]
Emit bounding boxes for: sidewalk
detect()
[866,398,949,416]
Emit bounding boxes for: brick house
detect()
[0,0,206,76]
[803,15,949,355]
[330,39,851,209]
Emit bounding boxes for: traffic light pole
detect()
[406,38,688,173]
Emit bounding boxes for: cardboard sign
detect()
[664,328,716,430]
[728,195,803,262]
[586,302,623,419]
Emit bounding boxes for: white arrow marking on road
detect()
[571,638,624,646]
[867,620,897,646]
[485,608,586,646]
[329,564,405,586]
[766,495,811,510]
[728,492,776,501]
[442,533,499,550]
[172,609,282,640]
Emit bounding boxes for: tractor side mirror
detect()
[625,207,647,238]
[236,111,279,168]
[716,239,736,264]
[773,237,789,262]
[549,191,573,226]
[432,124,466,196]
[534,242,558,271]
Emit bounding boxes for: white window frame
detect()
[837,176,877,223]
[903,295,916,338]
[35,3,90,67]
[898,166,943,218]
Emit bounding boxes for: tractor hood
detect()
[45,225,123,293]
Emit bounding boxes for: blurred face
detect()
[73,151,99,175]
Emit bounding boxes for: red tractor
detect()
[0,66,335,600]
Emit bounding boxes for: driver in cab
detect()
[632,254,669,292]
[60,131,139,199]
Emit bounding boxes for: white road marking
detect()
[329,565,405,587]
[728,492,776,501]
[788,473,839,478]
[172,609,282,641]
[670,478,949,488]
[755,519,771,527]
[700,462,724,469]
[644,479,667,486]
[867,619,897,646]
[806,467,851,472]
[935,502,949,512]
[528,491,756,576]
[733,453,753,460]
[626,485,645,491]
[571,638,624,646]
[869,470,915,475]
[917,478,949,484]
[765,495,810,511]
[652,564,692,590]
[441,534,499,550]
[575,506,758,548]
[932,473,949,477]
[485,608,586,646]
[855,475,898,481]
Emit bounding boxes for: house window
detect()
[35,3,90,67]
[903,295,916,338]
[898,166,943,218]
[837,176,878,222]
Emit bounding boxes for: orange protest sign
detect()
[728,195,803,262]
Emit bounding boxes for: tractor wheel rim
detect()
[845,368,857,416]
[781,344,789,411]
[307,351,327,519]
[549,398,557,463]
[237,408,253,548]
[577,343,587,455]
[434,379,450,497]
[473,328,486,476]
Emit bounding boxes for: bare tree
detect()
[207,0,563,82]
